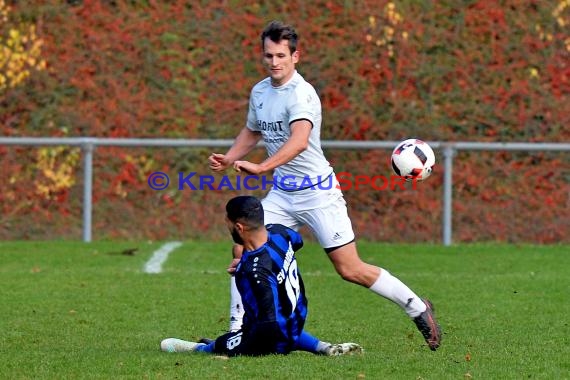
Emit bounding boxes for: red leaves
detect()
[0,2,568,241]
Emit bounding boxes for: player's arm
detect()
[227,244,243,275]
[209,127,262,172]
[233,120,311,174]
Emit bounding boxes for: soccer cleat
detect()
[324,343,363,356]
[413,299,442,351]
[160,338,204,353]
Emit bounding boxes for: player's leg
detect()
[327,242,427,315]
[160,332,249,356]
[210,330,280,356]
[294,331,362,356]
[300,189,441,350]
[328,242,441,351]
[228,244,244,332]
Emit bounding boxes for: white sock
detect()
[229,276,244,332]
[316,341,331,354]
[369,268,426,318]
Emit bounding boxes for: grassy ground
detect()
[0,241,568,379]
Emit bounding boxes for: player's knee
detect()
[334,257,379,286]
[334,265,364,284]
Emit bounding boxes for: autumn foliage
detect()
[0,0,568,243]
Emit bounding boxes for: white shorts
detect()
[261,174,355,249]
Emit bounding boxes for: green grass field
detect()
[1,241,568,379]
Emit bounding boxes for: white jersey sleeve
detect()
[286,81,319,128]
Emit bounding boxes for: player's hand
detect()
[209,153,230,172]
[227,258,240,275]
[233,160,261,175]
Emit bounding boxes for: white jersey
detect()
[246,71,333,188]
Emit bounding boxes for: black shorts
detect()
[213,329,288,357]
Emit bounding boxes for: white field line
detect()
[144,241,183,274]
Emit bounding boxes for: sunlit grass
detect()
[0,241,568,379]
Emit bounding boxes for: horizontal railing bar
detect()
[1,137,569,151]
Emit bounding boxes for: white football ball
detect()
[391,138,435,181]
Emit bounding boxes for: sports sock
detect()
[369,268,427,318]
[194,342,214,353]
[294,331,321,353]
[315,340,332,354]
[229,276,244,332]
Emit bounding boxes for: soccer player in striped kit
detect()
[161,196,361,356]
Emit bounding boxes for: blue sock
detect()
[294,331,320,353]
[194,342,215,353]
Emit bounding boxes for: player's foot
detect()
[413,299,441,351]
[324,343,363,356]
[160,338,204,353]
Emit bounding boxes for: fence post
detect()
[442,145,455,246]
[82,142,94,242]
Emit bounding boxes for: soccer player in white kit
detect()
[208,20,441,351]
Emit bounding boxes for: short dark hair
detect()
[226,196,264,228]
[261,20,298,54]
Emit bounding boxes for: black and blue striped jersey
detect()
[235,223,307,353]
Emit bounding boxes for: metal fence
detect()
[1,137,569,245]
